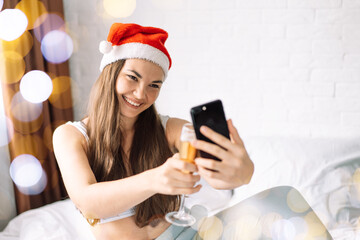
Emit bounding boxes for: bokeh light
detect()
[223,214,262,240]
[20,70,53,103]
[354,168,360,183]
[49,76,73,109]
[352,169,360,204]
[15,0,47,30]
[51,76,71,95]
[103,0,136,18]
[260,212,283,237]
[1,31,33,57]
[0,51,26,84]
[287,188,310,213]
[9,154,47,195]
[0,116,14,147]
[289,216,308,237]
[41,30,73,64]
[0,9,28,41]
[0,84,14,147]
[305,211,326,237]
[271,219,296,240]
[11,113,43,134]
[198,216,223,240]
[33,13,65,42]
[190,204,208,231]
[10,91,43,122]
[11,134,47,160]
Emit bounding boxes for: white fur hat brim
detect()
[99,42,170,78]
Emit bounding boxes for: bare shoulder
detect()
[166,118,188,131]
[165,118,189,151]
[53,123,87,150]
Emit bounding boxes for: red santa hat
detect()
[99,23,172,78]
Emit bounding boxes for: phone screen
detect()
[190,99,230,161]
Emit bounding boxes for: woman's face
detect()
[116,59,165,119]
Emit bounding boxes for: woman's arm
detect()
[53,124,154,219]
[53,124,200,220]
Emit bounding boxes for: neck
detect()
[121,115,138,133]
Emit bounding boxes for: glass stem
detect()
[177,194,187,215]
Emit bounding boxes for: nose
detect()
[133,84,146,100]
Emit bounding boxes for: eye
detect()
[149,84,160,89]
[127,75,138,81]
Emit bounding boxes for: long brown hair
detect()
[86,60,179,227]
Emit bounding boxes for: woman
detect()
[53,23,254,240]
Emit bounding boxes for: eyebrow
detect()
[127,69,164,84]
[128,69,142,79]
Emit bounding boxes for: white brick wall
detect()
[63,0,360,137]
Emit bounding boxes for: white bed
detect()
[1,136,360,239]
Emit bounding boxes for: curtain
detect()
[0,0,72,214]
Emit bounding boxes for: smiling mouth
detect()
[122,96,142,107]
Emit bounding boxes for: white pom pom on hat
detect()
[99,41,113,54]
[98,23,171,78]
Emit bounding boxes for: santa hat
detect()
[99,23,172,78]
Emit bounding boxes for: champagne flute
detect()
[165,123,197,226]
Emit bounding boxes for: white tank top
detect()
[66,114,170,224]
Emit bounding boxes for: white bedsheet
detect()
[0,199,95,240]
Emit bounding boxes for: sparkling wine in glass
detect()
[165,123,197,226]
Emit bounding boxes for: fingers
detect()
[159,156,201,195]
[196,159,233,181]
[170,158,198,173]
[197,166,222,180]
[163,176,200,188]
[195,157,222,172]
[198,125,233,151]
[227,119,243,145]
[192,139,229,162]
[177,184,202,195]
[168,167,200,183]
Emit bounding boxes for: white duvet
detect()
[0,200,95,240]
[1,136,360,239]
[230,136,360,239]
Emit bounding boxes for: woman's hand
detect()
[148,153,201,195]
[192,119,254,190]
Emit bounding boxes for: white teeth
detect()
[124,96,140,107]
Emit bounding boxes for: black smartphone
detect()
[190,99,230,161]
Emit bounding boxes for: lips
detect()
[122,95,142,108]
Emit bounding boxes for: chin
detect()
[120,107,148,119]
